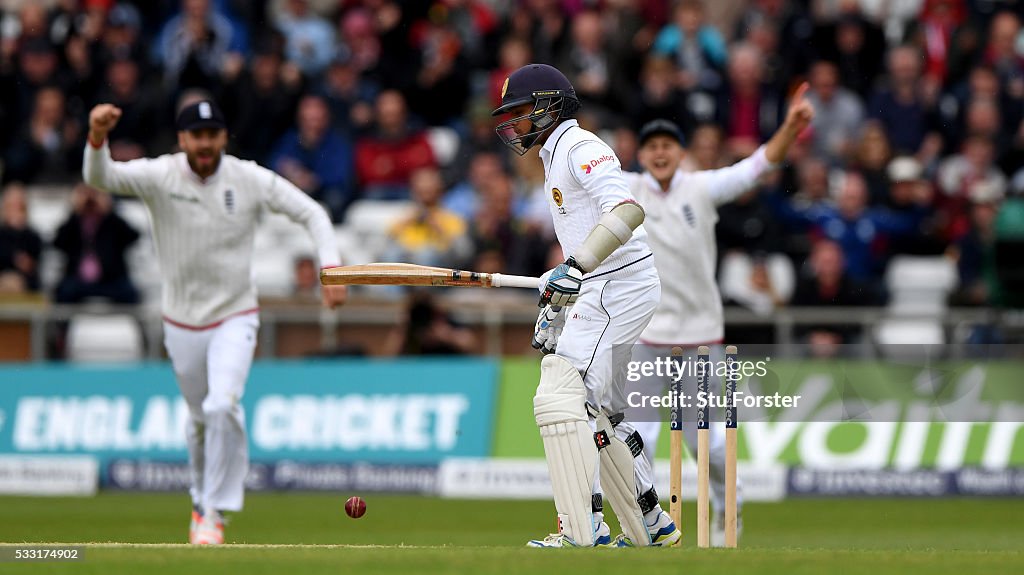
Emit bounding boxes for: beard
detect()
[186,149,223,178]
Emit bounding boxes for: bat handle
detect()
[490,273,542,289]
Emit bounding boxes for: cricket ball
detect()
[345,496,367,519]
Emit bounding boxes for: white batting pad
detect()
[534,355,598,546]
[596,413,651,546]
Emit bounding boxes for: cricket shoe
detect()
[192,511,225,545]
[527,522,613,548]
[711,509,743,547]
[613,511,682,547]
[188,505,202,544]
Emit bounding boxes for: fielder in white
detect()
[625,84,814,546]
[83,100,347,545]
[494,63,678,548]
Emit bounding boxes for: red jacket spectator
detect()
[355,91,437,199]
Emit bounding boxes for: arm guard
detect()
[570,200,645,272]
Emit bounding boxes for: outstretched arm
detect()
[705,82,816,206]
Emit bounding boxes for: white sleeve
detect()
[82,141,160,198]
[259,165,341,268]
[700,146,776,207]
[569,140,634,213]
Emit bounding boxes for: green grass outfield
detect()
[1,494,1022,574]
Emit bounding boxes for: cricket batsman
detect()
[493,63,678,548]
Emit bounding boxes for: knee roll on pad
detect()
[595,412,651,546]
[534,354,597,546]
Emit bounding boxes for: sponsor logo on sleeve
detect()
[579,155,615,175]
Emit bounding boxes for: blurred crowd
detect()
[2,0,1024,338]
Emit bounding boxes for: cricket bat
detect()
[320,263,540,289]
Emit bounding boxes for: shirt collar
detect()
[538,120,579,166]
[642,168,684,194]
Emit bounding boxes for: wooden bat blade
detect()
[320,263,492,287]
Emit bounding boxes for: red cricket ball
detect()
[345,496,367,519]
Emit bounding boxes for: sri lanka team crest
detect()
[580,155,615,175]
[551,187,563,206]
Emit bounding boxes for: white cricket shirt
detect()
[538,120,655,281]
[627,146,774,345]
[84,141,340,327]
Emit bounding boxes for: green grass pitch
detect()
[1,493,1022,574]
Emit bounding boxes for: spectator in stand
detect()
[4,86,82,184]
[337,7,382,77]
[817,11,885,99]
[868,46,943,162]
[273,0,336,77]
[936,135,1007,240]
[941,67,1022,155]
[93,54,162,159]
[222,35,302,164]
[907,0,967,90]
[99,3,149,69]
[317,47,378,138]
[983,12,1024,99]
[652,0,727,94]
[518,0,570,66]
[627,55,694,134]
[718,43,783,160]
[442,151,503,221]
[886,156,946,256]
[53,184,140,304]
[770,171,928,284]
[737,7,786,94]
[0,183,43,295]
[8,37,69,127]
[805,60,864,164]
[852,122,894,205]
[437,0,499,68]
[407,9,471,127]
[465,169,548,277]
[717,183,785,256]
[949,179,1003,307]
[792,239,877,356]
[291,254,320,301]
[270,94,355,220]
[355,90,437,200]
[383,167,470,269]
[156,0,245,91]
[489,36,532,109]
[557,9,616,118]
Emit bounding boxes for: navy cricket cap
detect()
[492,63,578,116]
[638,119,685,147]
[176,100,227,132]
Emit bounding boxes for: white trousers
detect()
[554,267,661,508]
[163,313,258,512]
[629,343,742,513]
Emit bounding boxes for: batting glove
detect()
[532,305,566,355]
[539,258,584,307]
